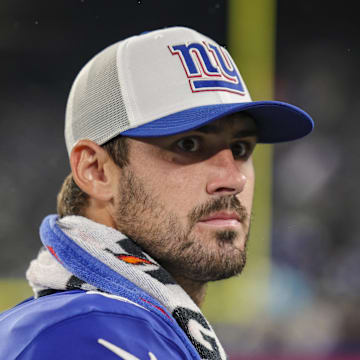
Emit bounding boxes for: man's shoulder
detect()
[0,290,195,360]
[0,289,162,331]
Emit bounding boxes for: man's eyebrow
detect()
[194,124,221,134]
[233,129,258,139]
[193,124,258,138]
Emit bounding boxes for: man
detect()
[0,27,313,359]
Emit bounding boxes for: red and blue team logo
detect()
[169,41,245,95]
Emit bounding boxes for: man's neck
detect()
[172,275,208,307]
[81,212,208,306]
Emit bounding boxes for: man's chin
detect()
[193,223,247,246]
[175,247,247,283]
[187,259,247,282]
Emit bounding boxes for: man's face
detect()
[113,113,257,282]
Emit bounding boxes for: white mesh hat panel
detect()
[65,43,129,154]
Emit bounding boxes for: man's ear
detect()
[70,139,116,202]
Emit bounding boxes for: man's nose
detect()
[206,149,247,196]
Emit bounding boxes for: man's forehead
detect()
[191,112,257,137]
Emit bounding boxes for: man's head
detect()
[59,26,313,283]
[61,112,256,282]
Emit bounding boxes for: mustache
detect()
[188,196,248,228]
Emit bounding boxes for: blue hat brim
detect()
[121,101,314,143]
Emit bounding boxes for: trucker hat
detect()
[65,26,314,155]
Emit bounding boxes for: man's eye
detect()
[176,137,200,152]
[231,141,250,159]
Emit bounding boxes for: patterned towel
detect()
[27,214,227,360]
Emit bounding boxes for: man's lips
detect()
[198,212,243,227]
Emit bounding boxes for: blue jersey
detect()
[0,290,197,359]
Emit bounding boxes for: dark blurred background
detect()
[1,1,359,359]
[273,2,360,358]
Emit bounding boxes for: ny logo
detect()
[169,41,245,95]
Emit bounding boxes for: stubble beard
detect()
[114,167,250,283]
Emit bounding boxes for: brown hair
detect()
[57,136,129,218]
